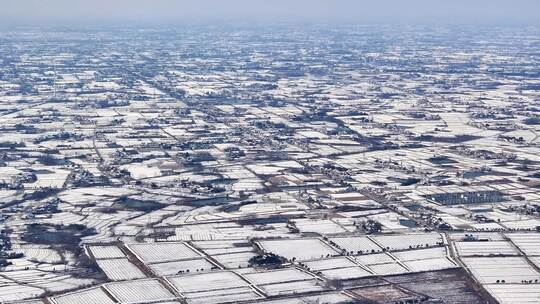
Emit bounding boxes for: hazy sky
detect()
[1,0,539,26]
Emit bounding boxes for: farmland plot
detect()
[51,287,115,304]
[462,257,540,283]
[502,219,540,230]
[355,253,409,275]
[328,236,381,254]
[253,292,354,304]
[506,233,540,256]
[349,284,416,303]
[373,233,443,251]
[393,247,448,261]
[257,280,327,297]
[368,263,409,275]
[88,246,128,260]
[184,287,261,304]
[104,279,176,303]
[385,269,487,304]
[5,300,45,304]
[167,271,248,293]
[529,256,540,269]
[304,257,372,280]
[291,219,348,234]
[193,239,257,268]
[96,258,146,281]
[213,251,257,268]
[167,271,259,304]
[257,239,338,261]
[192,240,251,250]
[317,267,372,280]
[0,284,44,303]
[239,268,314,285]
[404,258,456,272]
[454,241,518,256]
[238,267,327,297]
[149,258,215,276]
[393,247,457,272]
[484,284,540,304]
[126,242,200,263]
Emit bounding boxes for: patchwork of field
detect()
[2,25,537,304]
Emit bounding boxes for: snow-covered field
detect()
[167,271,248,293]
[104,279,176,303]
[484,284,540,304]
[463,257,540,284]
[51,287,115,304]
[257,239,338,261]
[291,219,349,234]
[149,259,215,276]
[180,287,261,304]
[166,271,260,303]
[239,268,314,285]
[126,242,200,263]
[96,258,146,281]
[372,233,443,251]
[254,292,354,304]
[192,239,257,268]
[329,236,381,254]
[257,280,326,297]
[455,241,518,256]
[304,257,372,280]
[87,245,126,260]
[507,233,540,256]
